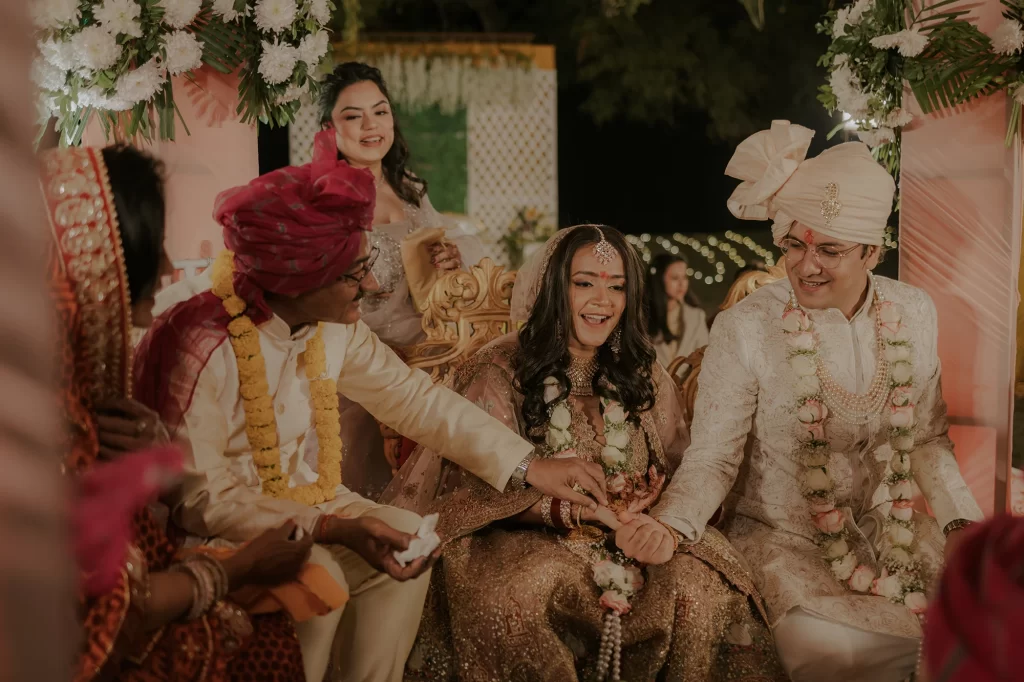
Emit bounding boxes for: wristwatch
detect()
[506,451,535,492]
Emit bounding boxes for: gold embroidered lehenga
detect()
[382,227,785,682]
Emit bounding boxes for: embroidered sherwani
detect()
[652,275,983,680]
[161,313,532,682]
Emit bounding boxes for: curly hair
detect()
[515,225,657,440]
[318,61,426,207]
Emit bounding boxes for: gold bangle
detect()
[942,518,974,537]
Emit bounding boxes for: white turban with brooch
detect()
[725,120,895,246]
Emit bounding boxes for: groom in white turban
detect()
[650,121,982,681]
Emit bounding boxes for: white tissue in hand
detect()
[393,513,440,567]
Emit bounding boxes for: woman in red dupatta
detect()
[46,145,309,682]
[923,514,1024,682]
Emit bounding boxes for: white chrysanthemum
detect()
[162,0,203,29]
[39,38,75,71]
[71,26,123,72]
[79,86,134,111]
[254,0,298,33]
[833,53,849,67]
[857,127,895,148]
[308,0,331,24]
[115,58,167,104]
[94,0,143,38]
[870,27,929,58]
[277,82,308,104]
[829,64,870,120]
[298,30,329,66]
[31,0,82,29]
[164,30,204,75]
[846,0,873,26]
[1014,83,1024,106]
[832,7,850,38]
[992,19,1024,56]
[211,0,246,21]
[883,108,913,128]
[31,57,66,91]
[258,39,299,85]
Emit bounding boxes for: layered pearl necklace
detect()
[783,282,928,615]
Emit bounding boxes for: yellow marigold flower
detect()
[244,395,274,414]
[240,377,271,401]
[223,295,247,317]
[211,251,237,299]
[244,407,276,429]
[247,426,278,450]
[227,317,254,337]
[305,357,328,380]
[253,447,281,468]
[230,332,261,359]
[314,410,338,428]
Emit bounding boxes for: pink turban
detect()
[725,120,895,246]
[213,129,375,297]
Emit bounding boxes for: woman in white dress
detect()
[319,62,483,499]
[645,253,709,369]
[317,61,483,347]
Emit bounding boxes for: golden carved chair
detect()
[380,257,517,470]
[669,264,786,427]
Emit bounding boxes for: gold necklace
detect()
[568,355,599,396]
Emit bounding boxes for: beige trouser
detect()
[296,491,431,682]
[774,607,919,682]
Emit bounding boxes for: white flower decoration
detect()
[992,19,1024,56]
[258,39,299,85]
[870,27,929,58]
[115,58,167,105]
[164,30,204,76]
[254,0,298,33]
[603,403,627,423]
[857,127,895,148]
[887,524,915,548]
[163,0,203,29]
[71,26,123,72]
[298,29,330,67]
[600,446,627,468]
[825,538,850,560]
[605,429,629,450]
[212,0,246,21]
[891,361,913,384]
[94,0,143,38]
[308,0,331,24]
[790,354,817,377]
[31,0,82,29]
[830,552,858,581]
[849,565,875,592]
[31,57,66,92]
[549,403,572,431]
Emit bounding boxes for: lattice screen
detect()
[288,64,558,265]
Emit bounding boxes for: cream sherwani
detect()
[162,302,532,682]
[652,275,983,682]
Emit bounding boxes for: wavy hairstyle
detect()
[318,61,426,207]
[645,252,702,344]
[515,225,657,439]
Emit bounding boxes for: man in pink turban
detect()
[652,120,982,681]
[134,131,607,682]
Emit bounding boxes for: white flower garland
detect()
[783,294,927,616]
[33,0,333,142]
[543,374,639,681]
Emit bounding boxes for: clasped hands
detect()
[523,457,677,566]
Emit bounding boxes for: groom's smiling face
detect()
[568,246,626,352]
[784,224,880,315]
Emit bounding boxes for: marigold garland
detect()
[211,250,342,506]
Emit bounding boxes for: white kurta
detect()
[652,275,982,643]
[158,311,532,682]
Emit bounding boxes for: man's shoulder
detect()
[873,276,937,321]
[713,278,789,330]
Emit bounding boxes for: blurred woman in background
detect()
[645,253,709,368]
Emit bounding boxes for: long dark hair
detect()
[515,225,657,439]
[101,144,166,303]
[318,61,426,207]
[645,253,701,343]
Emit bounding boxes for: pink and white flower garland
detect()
[543,375,638,680]
[782,295,927,615]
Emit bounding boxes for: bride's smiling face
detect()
[567,245,626,353]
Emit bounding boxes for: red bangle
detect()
[550,498,565,529]
[317,514,332,542]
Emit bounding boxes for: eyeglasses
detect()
[340,246,380,285]
[778,238,860,269]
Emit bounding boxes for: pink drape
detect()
[898,0,1019,515]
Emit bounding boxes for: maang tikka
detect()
[592,228,616,266]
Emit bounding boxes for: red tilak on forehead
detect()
[599,271,609,279]
[803,229,815,245]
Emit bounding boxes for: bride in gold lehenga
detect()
[383,225,786,681]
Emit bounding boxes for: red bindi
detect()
[803,229,815,245]
[599,271,609,279]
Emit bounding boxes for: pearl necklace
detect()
[567,355,599,396]
[792,291,892,425]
